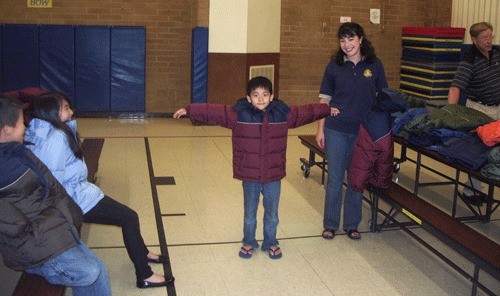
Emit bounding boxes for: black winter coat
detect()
[0,142,82,270]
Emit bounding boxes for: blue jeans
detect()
[25,242,111,296]
[242,180,281,251]
[323,128,363,231]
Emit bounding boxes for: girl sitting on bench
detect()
[24,92,174,289]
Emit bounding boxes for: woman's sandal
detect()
[322,229,335,239]
[238,246,254,259]
[268,246,282,259]
[346,229,361,240]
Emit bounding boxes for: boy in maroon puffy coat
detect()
[174,76,334,259]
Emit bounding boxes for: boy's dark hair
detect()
[332,22,377,65]
[0,95,23,130]
[30,92,83,159]
[247,76,273,96]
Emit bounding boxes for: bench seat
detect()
[371,181,500,295]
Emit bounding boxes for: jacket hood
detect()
[0,142,47,195]
[232,97,290,113]
[374,88,409,113]
[25,119,77,150]
[232,98,291,123]
[0,142,26,187]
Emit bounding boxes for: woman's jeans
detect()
[242,180,281,250]
[323,128,363,231]
[25,242,111,296]
[84,195,153,281]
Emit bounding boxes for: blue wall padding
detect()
[0,26,3,92]
[75,26,111,112]
[2,24,39,91]
[39,25,75,103]
[111,27,145,112]
[191,27,208,103]
[1,24,146,112]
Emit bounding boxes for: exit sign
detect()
[27,0,52,8]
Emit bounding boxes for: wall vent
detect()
[249,65,274,85]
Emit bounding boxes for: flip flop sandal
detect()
[346,229,361,240]
[268,246,282,259]
[238,246,254,259]
[322,229,335,239]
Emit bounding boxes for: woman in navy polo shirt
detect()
[316,22,388,240]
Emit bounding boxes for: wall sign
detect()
[27,0,52,8]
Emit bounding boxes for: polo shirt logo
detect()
[363,69,372,78]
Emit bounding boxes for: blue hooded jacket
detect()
[25,118,104,214]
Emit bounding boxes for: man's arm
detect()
[447,86,461,104]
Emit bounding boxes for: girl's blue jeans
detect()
[242,180,281,251]
[25,241,111,296]
[323,128,363,231]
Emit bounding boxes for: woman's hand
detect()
[330,107,340,116]
[316,130,325,149]
[173,108,186,118]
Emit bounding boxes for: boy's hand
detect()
[330,107,340,116]
[173,108,186,118]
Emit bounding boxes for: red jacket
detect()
[186,99,331,183]
[349,124,394,192]
[349,89,409,192]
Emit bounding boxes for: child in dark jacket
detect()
[0,96,111,296]
[174,76,335,259]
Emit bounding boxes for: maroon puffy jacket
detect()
[349,89,409,192]
[186,99,331,183]
[349,124,394,192]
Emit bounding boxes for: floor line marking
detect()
[145,137,176,296]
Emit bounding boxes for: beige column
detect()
[207,0,281,104]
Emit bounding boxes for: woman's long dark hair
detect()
[30,92,83,159]
[332,22,377,65]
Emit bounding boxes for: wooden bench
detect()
[81,138,105,184]
[370,181,500,296]
[298,135,327,185]
[12,138,105,296]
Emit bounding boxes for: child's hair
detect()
[30,92,83,159]
[0,95,23,130]
[332,22,377,65]
[246,76,273,96]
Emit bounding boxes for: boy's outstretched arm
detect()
[172,104,236,128]
[287,102,335,130]
[173,108,187,118]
